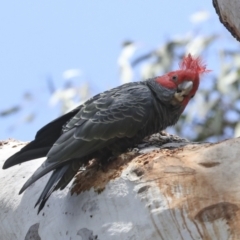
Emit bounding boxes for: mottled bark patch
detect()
[71,152,138,194]
[137,185,150,194]
[164,165,195,174]
[77,228,98,240]
[198,162,220,168]
[195,202,239,222]
[131,167,145,177]
[82,200,99,213]
[0,139,27,149]
[24,223,41,240]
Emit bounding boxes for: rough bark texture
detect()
[213,0,240,41]
[1,137,240,240]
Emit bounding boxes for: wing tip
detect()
[2,157,17,169]
[2,163,8,170]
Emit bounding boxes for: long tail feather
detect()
[57,161,80,190]
[19,160,69,194]
[35,164,70,213]
[35,160,82,213]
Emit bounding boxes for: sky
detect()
[0,0,230,141]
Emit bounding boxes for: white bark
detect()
[1,138,240,240]
[213,0,240,41]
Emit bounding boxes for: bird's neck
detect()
[146,79,184,128]
[146,78,176,104]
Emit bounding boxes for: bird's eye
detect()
[191,95,194,99]
[172,75,178,81]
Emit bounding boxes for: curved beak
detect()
[171,81,193,105]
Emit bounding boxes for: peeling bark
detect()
[1,138,240,240]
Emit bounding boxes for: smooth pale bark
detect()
[1,138,240,240]
[213,0,240,41]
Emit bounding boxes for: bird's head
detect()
[155,54,210,108]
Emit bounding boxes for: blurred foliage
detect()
[1,10,240,142]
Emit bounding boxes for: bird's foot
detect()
[127,147,139,153]
[97,156,117,172]
[138,131,189,149]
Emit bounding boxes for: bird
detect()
[2,54,209,213]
